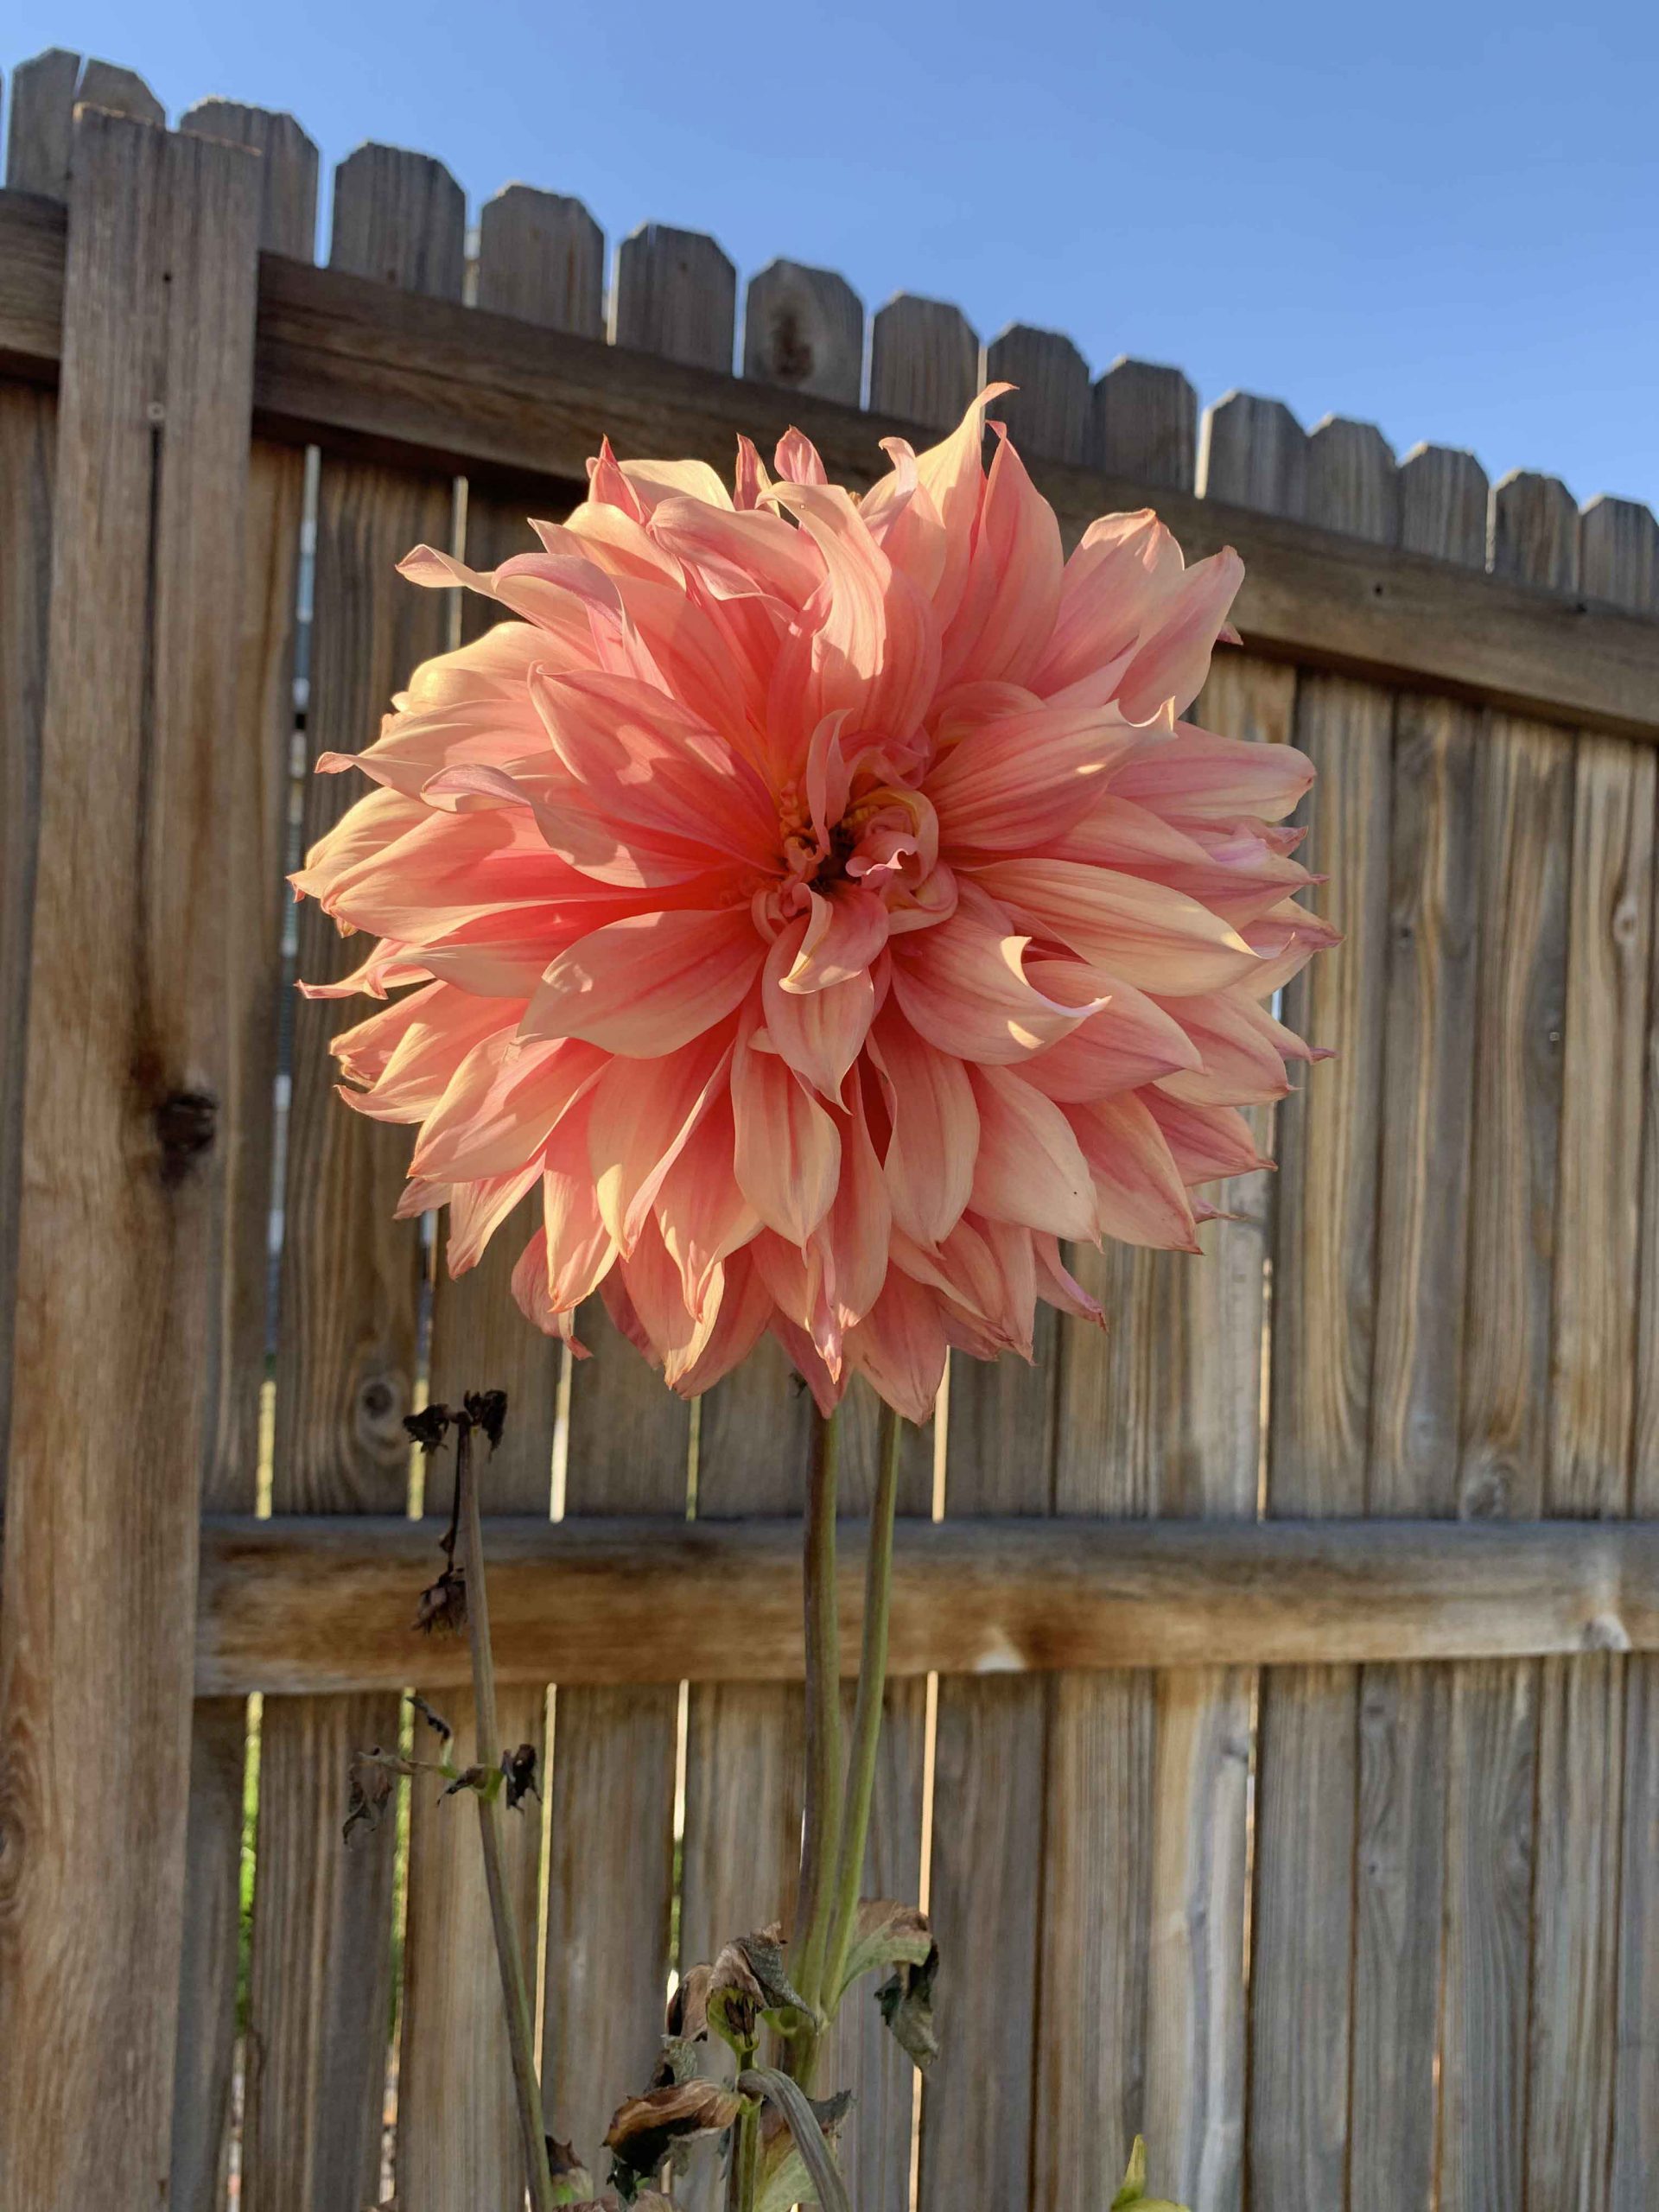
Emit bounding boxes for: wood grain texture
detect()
[1248,409,1387,2212]
[3,48,162,197]
[1440,469,1577,2212]
[868,293,978,429]
[612,222,735,372]
[985,322,1089,461]
[242,142,464,2212]
[477,184,604,335]
[0,381,53,1497]
[0,108,260,2212]
[1351,442,1486,2212]
[10,196,1659,741]
[743,257,863,405]
[543,1315,690,2168]
[921,1321,1057,2211]
[1611,495,1659,2212]
[393,213,567,2206]
[167,96,319,2212]
[1525,494,1654,2212]
[1090,358,1198,490]
[1029,365,1257,2212]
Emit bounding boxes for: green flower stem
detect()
[725,2043,760,2212]
[822,1401,904,2011]
[457,1421,556,2212]
[791,1405,843,2018]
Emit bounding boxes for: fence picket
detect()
[1440,469,1577,2212]
[985,323,1090,461]
[3,48,162,195]
[1033,361,1256,2212]
[162,97,319,2212]
[0,105,261,2209]
[1090,357,1198,487]
[868,294,979,428]
[613,221,736,370]
[243,143,466,2212]
[1351,441,1487,2212]
[1251,414,1397,2207]
[744,258,864,405]
[1525,492,1654,2211]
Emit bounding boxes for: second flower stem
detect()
[791,1404,842,2015]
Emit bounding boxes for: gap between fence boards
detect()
[3,186,1658,744]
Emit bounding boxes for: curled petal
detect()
[524,907,763,1056]
[888,911,1096,1063]
[763,918,876,1100]
[974,857,1259,995]
[732,1016,842,1243]
[868,1013,977,1245]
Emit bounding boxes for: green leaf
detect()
[834,1899,935,2005]
[1109,2133,1190,2210]
[737,2067,853,2212]
[875,1940,939,2071]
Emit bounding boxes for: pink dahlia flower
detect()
[296,389,1334,1422]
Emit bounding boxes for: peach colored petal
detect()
[973,857,1260,995]
[762,918,876,1100]
[1069,1094,1200,1252]
[968,1065,1099,1241]
[888,910,1095,1063]
[925,701,1142,855]
[524,907,762,1056]
[732,1014,842,1243]
[868,1014,977,1246]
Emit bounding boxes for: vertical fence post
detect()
[0,103,260,2210]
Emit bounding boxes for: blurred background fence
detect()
[2,45,1658,2212]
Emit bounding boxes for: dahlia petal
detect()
[774,427,829,485]
[819,1077,890,1328]
[648,494,823,607]
[334,983,517,1120]
[763,918,876,1100]
[411,1033,607,1181]
[1145,1092,1269,1182]
[968,1065,1099,1240]
[524,907,762,1056]
[297,938,432,1001]
[1033,1233,1106,1325]
[974,857,1260,995]
[937,426,1063,690]
[868,1014,977,1244]
[1115,550,1245,724]
[587,1033,734,1255]
[912,384,1012,628]
[619,456,734,513]
[781,887,890,992]
[925,701,1142,854]
[1069,1094,1201,1252]
[1020,959,1201,1102]
[1154,989,1296,1106]
[1032,510,1185,697]
[670,1247,774,1395]
[620,1220,724,1385]
[1111,723,1316,824]
[447,1158,544,1274]
[858,438,948,600]
[888,910,1094,1063]
[1240,898,1343,995]
[732,1017,842,1242]
[770,1314,846,1417]
[844,1268,950,1425]
[656,1094,761,1317]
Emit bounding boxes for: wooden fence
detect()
[1,45,1657,2212]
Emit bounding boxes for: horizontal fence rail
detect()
[187,1515,1659,1694]
[4,186,1659,744]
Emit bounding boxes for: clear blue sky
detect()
[9,2,1657,514]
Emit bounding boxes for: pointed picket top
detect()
[1491,469,1580,591]
[180,99,319,260]
[1090,357,1198,492]
[1398,444,1489,568]
[1200,391,1308,517]
[330,143,466,298]
[1306,416,1399,546]
[612,223,736,372]
[984,325,1089,463]
[743,258,863,406]
[869,294,979,430]
[476,185,604,337]
[1579,496,1659,614]
[5,48,162,196]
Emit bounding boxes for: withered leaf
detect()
[546,2134,594,2204]
[708,1929,811,2050]
[665,1963,713,2043]
[649,2033,705,2091]
[415,1564,467,1635]
[442,1763,490,1798]
[834,1899,933,2004]
[875,1940,939,2071]
[407,1692,453,1745]
[342,1750,416,1844]
[464,1387,509,1449]
[503,1743,540,1810]
[404,1404,452,1453]
[604,2080,743,2190]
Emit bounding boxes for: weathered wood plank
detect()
[1440,469,1577,2212]
[1613,495,1659,2212]
[922,1334,1058,2209]
[168,96,319,2212]
[743,257,863,405]
[7,192,1659,742]
[242,143,465,2212]
[1351,442,1487,2212]
[868,292,978,428]
[1090,357,1198,490]
[1525,493,1654,2212]
[0,107,260,2212]
[174,1512,1659,1693]
[477,184,604,336]
[1033,356,1256,2212]
[985,322,1089,461]
[4,48,162,197]
[612,221,735,371]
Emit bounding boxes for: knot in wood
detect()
[154,1090,218,1180]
